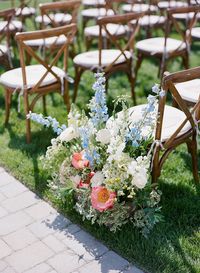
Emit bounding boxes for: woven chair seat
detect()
[122,4,158,13]
[82,0,106,7]
[175,79,200,104]
[73,49,131,68]
[0,20,22,32]
[192,27,200,39]
[84,23,127,37]
[0,64,65,89]
[15,7,36,16]
[136,37,186,54]
[131,15,165,27]
[124,104,191,141]
[35,13,72,25]
[158,1,187,9]
[81,8,114,19]
[25,35,67,47]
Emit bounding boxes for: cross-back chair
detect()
[151,67,200,183]
[128,0,166,38]
[73,12,145,104]
[84,0,128,50]
[25,0,81,63]
[122,0,158,13]
[12,0,36,25]
[0,8,20,69]
[158,0,188,12]
[135,5,200,80]
[82,0,106,8]
[35,0,81,29]
[0,24,77,143]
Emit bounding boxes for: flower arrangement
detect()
[28,73,164,237]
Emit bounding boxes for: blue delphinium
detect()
[88,73,109,129]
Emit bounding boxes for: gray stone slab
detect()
[0,180,27,198]
[0,192,6,203]
[1,191,40,213]
[0,239,12,259]
[54,224,81,241]
[75,251,129,273]
[3,228,37,251]
[0,206,8,218]
[48,250,86,273]
[0,172,16,186]
[0,211,33,236]
[5,241,54,273]
[42,235,66,253]
[24,201,56,220]
[2,267,17,273]
[0,260,8,272]
[24,263,51,273]
[0,167,5,173]
[62,229,108,261]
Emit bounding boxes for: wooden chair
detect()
[25,0,81,63]
[12,0,36,26]
[128,0,166,38]
[84,0,128,50]
[158,0,188,11]
[0,8,20,69]
[135,5,200,79]
[151,67,200,183]
[73,12,144,104]
[35,0,81,29]
[125,67,200,183]
[0,24,77,143]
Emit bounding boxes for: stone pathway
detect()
[0,167,144,273]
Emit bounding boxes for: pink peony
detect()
[71,152,89,169]
[78,172,95,189]
[91,186,116,212]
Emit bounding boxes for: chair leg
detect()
[73,66,84,103]
[127,72,136,105]
[63,79,70,112]
[134,52,143,80]
[151,150,160,184]
[42,95,47,115]
[5,89,12,125]
[187,135,199,183]
[182,53,189,70]
[24,94,31,143]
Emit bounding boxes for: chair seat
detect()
[81,8,114,19]
[158,1,187,9]
[126,104,191,141]
[73,49,131,68]
[0,45,8,57]
[136,37,186,54]
[25,35,67,47]
[15,7,36,17]
[122,4,158,13]
[0,64,65,89]
[35,13,72,25]
[173,12,200,21]
[82,0,106,7]
[131,15,166,27]
[0,20,22,32]
[175,79,200,103]
[84,24,127,38]
[191,27,200,40]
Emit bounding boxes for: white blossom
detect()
[59,127,79,142]
[96,128,111,144]
[91,171,104,187]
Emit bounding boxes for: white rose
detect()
[59,127,78,142]
[96,129,111,145]
[132,168,148,189]
[70,175,81,187]
[91,171,104,187]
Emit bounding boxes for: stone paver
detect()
[0,168,144,273]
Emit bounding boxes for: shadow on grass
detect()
[4,124,53,196]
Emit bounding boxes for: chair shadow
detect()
[4,124,53,197]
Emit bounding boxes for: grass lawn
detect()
[0,2,200,272]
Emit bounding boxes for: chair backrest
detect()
[0,8,16,53]
[164,5,200,45]
[39,0,81,28]
[155,67,200,148]
[15,24,77,94]
[97,12,144,71]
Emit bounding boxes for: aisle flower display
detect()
[28,73,163,237]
